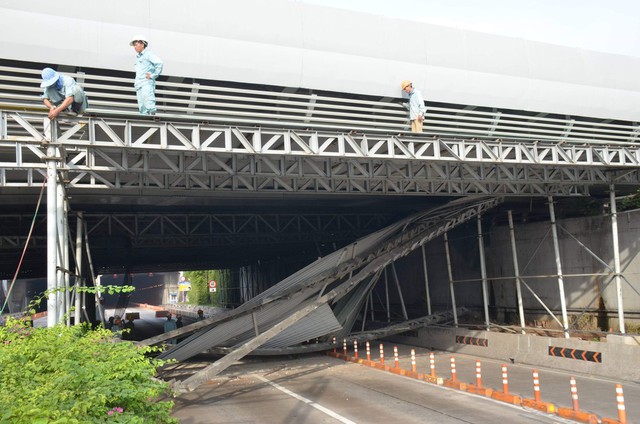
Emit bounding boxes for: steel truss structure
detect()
[0,212,389,251]
[2,112,640,196]
[143,198,501,391]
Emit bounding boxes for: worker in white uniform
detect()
[130,35,163,115]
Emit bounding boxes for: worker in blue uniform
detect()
[40,67,88,120]
[130,35,163,115]
[401,80,427,133]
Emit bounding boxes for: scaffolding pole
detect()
[477,216,490,330]
[391,262,408,320]
[507,211,526,334]
[548,196,569,338]
[45,119,58,328]
[444,232,458,327]
[609,184,625,334]
[57,184,68,325]
[74,212,83,325]
[384,267,390,322]
[421,245,432,316]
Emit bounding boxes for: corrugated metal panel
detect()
[160,292,318,361]
[261,304,342,348]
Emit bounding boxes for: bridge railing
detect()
[0,63,639,144]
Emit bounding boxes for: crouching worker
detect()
[40,67,89,120]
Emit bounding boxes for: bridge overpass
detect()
[1,0,639,360]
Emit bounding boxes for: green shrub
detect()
[0,318,176,423]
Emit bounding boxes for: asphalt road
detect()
[167,354,575,424]
[79,307,637,423]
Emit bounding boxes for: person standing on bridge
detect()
[130,35,163,115]
[40,68,89,120]
[401,80,427,133]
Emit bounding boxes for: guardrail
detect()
[1,62,639,144]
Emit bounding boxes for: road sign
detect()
[208,280,217,292]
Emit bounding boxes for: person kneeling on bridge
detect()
[40,67,89,120]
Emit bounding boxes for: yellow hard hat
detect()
[401,80,412,90]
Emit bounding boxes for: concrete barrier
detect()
[389,327,640,381]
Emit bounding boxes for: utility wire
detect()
[1,176,48,315]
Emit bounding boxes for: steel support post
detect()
[57,184,68,325]
[421,245,432,316]
[609,184,625,333]
[477,216,490,330]
[384,267,390,322]
[369,293,374,321]
[74,212,83,325]
[444,232,458,326]
[548,196,570,338]
[507,211,526,334]
[391,262,408,320]
[95,274,105,325]
[361,294,369,331]
[46,119,58,327]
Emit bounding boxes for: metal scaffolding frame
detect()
[2,112,639,198]
[445,195,634,335]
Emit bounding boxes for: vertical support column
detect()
[444,232,458,326]
[391,262,408,320]
[361,293,369,332]
[384,267,390,322]
[507,211,526,334]
[421,245,432,316]
[369,292,374,321]
[57,184,68,325]
[548,196,570,338]
[46,120,58,328]
[477,216,490,330]
[610,184,625,334]
[74,212,83,325]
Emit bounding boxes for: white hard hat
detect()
[130,35,148,46]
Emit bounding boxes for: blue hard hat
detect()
[40,67,60,88]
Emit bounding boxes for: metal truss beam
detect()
[0,212,388,251]
[2,112,639,197]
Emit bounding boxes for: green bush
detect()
[184,269,230,306]
[0,318,176,423]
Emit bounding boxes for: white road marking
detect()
[254,374,357,424]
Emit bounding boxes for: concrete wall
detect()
[390,327,640,382]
